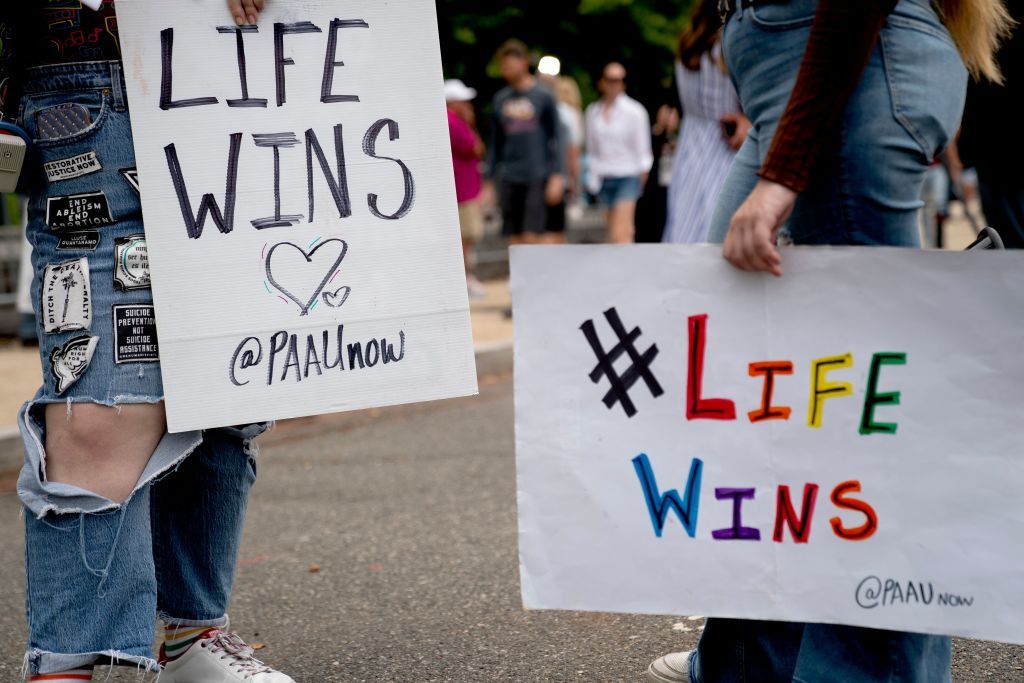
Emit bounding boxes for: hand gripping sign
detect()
[512,245,1024,644]
[116,1,477,431]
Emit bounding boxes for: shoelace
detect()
[199,630,275,676]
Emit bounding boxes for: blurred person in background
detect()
[486,39,564,245]
[549,74,586,241]
[960,0,1024,248]
[445,78,488,298]
[635,97,681,243]
[585,62,653,243]
[661,0,749,245]
[554,76,585,204]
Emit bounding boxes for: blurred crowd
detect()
[446,0,1023,295]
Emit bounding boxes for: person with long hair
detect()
[647,0,1012,680]
[662,0,750,244]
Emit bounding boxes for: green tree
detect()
[437,0,693,122]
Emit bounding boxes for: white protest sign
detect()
[512,245,1024,644]
[116,1,477,432]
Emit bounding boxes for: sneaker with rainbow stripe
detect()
[159,628,295,682]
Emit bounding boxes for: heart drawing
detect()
[323,285,351,309]
[265,238,348,316]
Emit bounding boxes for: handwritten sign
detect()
[512,245,1024,644]
[116,1,477,431]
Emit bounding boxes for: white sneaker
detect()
[159,628,296,682]
[647,650,693,683]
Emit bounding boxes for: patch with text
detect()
[46,191,114,230]
[50,335,99,394]
[44,152,102,182]
[42,258,92,333]
[113,234,150,291]
[113,304,159,363]
[56,230,101,251]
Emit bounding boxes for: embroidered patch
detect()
[113,234,150,291]
[56,230,101,251]
[46,191,114,230]
[113,304,159,363]
[42,258,92,333]
[120,168,140,194]
[50,335,99,395]
[44,151,102,182]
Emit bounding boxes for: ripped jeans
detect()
[15,61,267,675]
[19,418,261,675]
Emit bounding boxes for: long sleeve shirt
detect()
[584,93,654,190]
[486,82,563,184]
[448,108,483,203]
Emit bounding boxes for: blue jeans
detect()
[22,422,260,675]
[16,62,264,675]
[598,175,643,207]
[697,0,965,680]
[708,0,967,245]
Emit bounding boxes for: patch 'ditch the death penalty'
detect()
[42,257,92,333]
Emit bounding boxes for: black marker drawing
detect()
[306,125,352,221]
[217,25,269,108]
[274,22,323,107]
[321,19,369,103]
[160,28,219,110]
[252,132,303,229]
[165,133,242,239]
[322,285,351,309]
[363,119,415,220]
[265,238,348,316]
[230,336,263,386]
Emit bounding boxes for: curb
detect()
[0,340,514,474]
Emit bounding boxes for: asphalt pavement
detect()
[0,378,1020,681]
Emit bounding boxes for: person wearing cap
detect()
[445,79,488,299]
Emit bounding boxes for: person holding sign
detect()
[0,2,296,682]
[646,0,1012,681]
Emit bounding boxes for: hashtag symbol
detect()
[580,307,664,418]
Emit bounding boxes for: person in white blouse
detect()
[585,63,654,243]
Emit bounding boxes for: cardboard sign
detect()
[512,245,1024,645]
[116,1,477,431]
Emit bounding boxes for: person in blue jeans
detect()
[647,0,1011,680]
[2,1,295,681]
